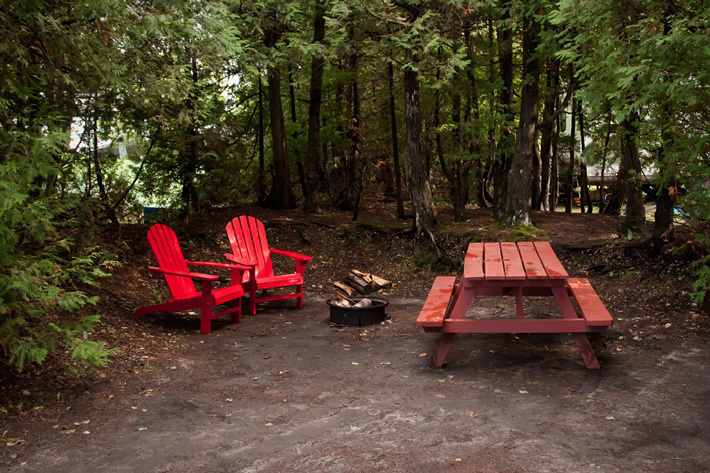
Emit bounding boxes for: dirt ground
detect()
[1,203,709,472]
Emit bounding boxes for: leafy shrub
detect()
[0,131,118,373]
[690,233,710,305]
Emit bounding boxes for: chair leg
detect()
[230,298,242,324]
[297,284,304,309]
[200,301,212,335]
[249,289,257,315]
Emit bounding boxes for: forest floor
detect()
[1,201,709,472]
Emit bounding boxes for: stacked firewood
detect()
[331,270,392,307]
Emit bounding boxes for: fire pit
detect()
[326,297,389,326]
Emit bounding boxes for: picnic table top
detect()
[463,241,568,282]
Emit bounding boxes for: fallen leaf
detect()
[435,394,445,398]
[225,398,233,402]
[606,416,615,421]
[419,353,428,357]
[138,427,148,431]
[519,390,528,394]
[380,361,391,366]
[351,362,359,366]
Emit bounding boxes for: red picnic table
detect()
[416,241,614,369]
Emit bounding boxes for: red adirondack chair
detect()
[225,216,312,315]
[135,224,250,334]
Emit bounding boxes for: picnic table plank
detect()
[483,243,506,280]
[501,242,526,280]
[416,276,456,328]
[517,241,548,279]
[533,241,568,279]
[568,278,614,326]
[463,242,484,280]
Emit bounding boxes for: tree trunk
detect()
[329,56,358,211]
[435,49,467,223]
[531,141,541,211]
[650,14,678,248]
[566,95,575,213]
[550,110,560,211]
[265,64,295,210]
[604,137,626,216]
[651,180,676,244]
[404,49,437,233]
[388,60,405,219]
[618,114,646,235]
[651,125,677,245]
[503,9,540,226]
[350,35,364,222]
[492,0,514,220]
[578,102,593,213]
[257,79,267,205]
[91,97,118,225]
[180,57,201,217]
[478,18,497,209]
[303,0,326,213]
[536,60,558,211]
[598,112,612,213]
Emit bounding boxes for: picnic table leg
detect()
[551,286,602,369]
[431,334,455,368]
[430,286,475,368]
[573,334,601,369]
[515,287,525,319]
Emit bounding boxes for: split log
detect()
[351,269,374,285]
[334,294,353,307]
[346,272,374,294]
[370,274,392,289]
[351,270,392,290]
[333,281,357,297]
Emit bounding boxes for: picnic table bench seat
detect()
[567,278,614,327]
[416,276,456,329]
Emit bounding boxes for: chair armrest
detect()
[223,254,257,267]
[148,266,218,282]
[270,248,313,262]
[187,260,251,288]
[187,260,252,272]
[270,249,312,275]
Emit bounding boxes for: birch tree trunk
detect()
[404,49,437,233]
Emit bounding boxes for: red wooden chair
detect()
[225,216,312,315]
[135,224,251,334]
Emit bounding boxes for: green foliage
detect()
[0,131,118,373]
[690,233,710,305]
[552,1,710,222]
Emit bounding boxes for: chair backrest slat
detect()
[147,224,197,300]
[226,216,274,279]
